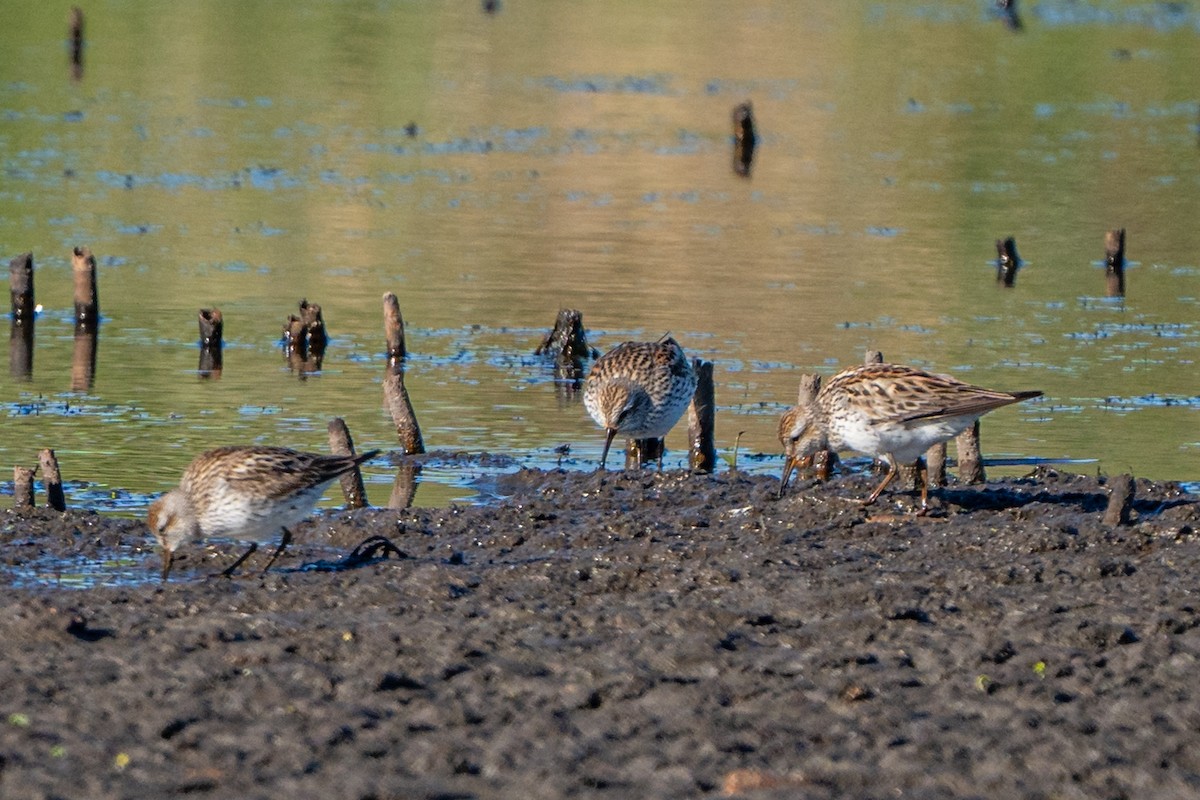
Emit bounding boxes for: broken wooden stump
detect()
[68,6,85,81]
[198,308,223,377]
[795,373,836,481]
[926,442,948,488]
[995,237,1020,287]
[1105,228,1126,297]
[198,308,223,348]
[282,299,326,373]
[1102,473,1135,526]
[382,294,425,454]
[956,420,986,484]
[383,292,406,364]
[10,252,35,324]
[536,308,597,388]
[13,466,35,509]
[732,101,757,177]
[38,449,66,511]
[72,246,99,331]
[688,359,716,473]
[70,327,97,391]
[328,417,370,508]
[9,313,34,381]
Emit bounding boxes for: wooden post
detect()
[382,362,424,453]
[1102,474,1134,526]
[13,466,35,509]
[383,292,406,364]
[687,359,716,473]
[956,421,985,484]
[995,237,1019,287]
[70,329,97,391]
[283,315,306,355]
[68,6,85,80]
[10,314,34,381]
[864,349,883,365]
[1105,228,1126,297]
[198,308,223,348]
[328,417,369,508]
[38,449,66,511]
[535,308,594,385]
[72,246,99,331]
[10,252,35,323]
[198,308,223,377]
[299,299,326,353]
[926,442,948,487]
[732,101,757,177]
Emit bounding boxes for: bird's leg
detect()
[864,456,900,505]
[916,459,930,515]
[599,428,618,470]
[657,438,665,471]
[220,542,259,578]
[259,528,294,576]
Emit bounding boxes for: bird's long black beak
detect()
[160,549,174,583]
[778,455,798,498]
[599,428,618,470]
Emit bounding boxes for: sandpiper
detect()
[583,337,697,469]
[147,446,378,581]
[779,363,1041,509]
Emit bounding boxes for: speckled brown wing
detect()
[187,446,376,501]
[829,364,1041,426]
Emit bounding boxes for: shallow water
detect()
[2,1,1199,515]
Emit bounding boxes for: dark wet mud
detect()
[2,467,1200,799]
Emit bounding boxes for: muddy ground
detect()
[1,466,1199,800]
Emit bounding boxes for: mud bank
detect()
[2,468,1199,799]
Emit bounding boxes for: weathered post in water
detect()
[72,246,99,331]
[732,101,757,177]
[197,308,223,376]
[625,438,664,471]
[381,293,425,454]
[995,237,1020,287]
[9,253,35,380]
[38,449,66,511]
[536,308,596,391]
[383,292,406,364]
[688,359,716,474]
[388,461,421,509]
[1105,228,1126,297]
[926,442,948,488]
[13,466,35,509]
[68,6,85,81]
[328,417,370,508]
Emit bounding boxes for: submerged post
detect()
[625,437,663,470]
[72,246,99,331]
[328,417,369,508]
[536,308,594,387]
[68,6,85,80]
[926,442,948,488]
[687,359,716,473]
[732,101,757,177]
[198,308,223,377]
[38,449,66,511]
[9,253,35,377]
[1102,473,1134,526]
[10,252,35,324]
[1105,228,1126,297]
[995,237,1020,287]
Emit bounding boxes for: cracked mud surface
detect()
[2,467,1199,799]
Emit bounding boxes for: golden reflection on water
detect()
[1,1,1198,510]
